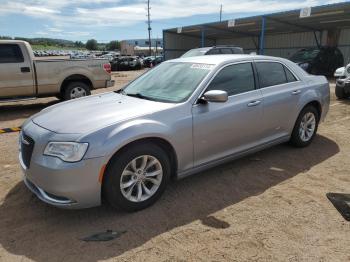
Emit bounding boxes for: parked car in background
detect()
[143,56,163,67]
[334,62,350,79]
[290,46,344,76]
[0,40,114,101]
[181,46,244,58]
[20,55,329,211]
[110,56,143,71]
[334,63,350,99]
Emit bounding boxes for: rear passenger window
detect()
[0,44,24,63]
[256,62,287,88]
[284,66,297,82]
[220,49,232,54]
[207,49,220,55]
[206,63,255,96]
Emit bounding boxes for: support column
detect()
[259,16,266,55]
[201,28,205,48]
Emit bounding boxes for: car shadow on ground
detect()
[0,100,58,124]
[0,135,339,262]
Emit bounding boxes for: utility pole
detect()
[147,0,152,56]
[220,4,222,22]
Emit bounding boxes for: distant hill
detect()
[0,36,82,48]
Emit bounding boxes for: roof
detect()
[167,54,287,65]
[164,2,350,39]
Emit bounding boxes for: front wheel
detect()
[290,106,319,147]
[103,142,170,212]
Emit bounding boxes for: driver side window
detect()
[206,62,255,96]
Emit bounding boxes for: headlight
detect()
[44,142,88,162]
[299,62,309,70]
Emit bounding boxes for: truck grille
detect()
[21,133,35,168]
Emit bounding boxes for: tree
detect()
[86,39,98,50]
[74,41,84,48]
[106,40,120,51]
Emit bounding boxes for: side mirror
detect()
[201,90,228,103]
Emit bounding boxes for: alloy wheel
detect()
[299,112,316,142]
[120,155,163,202]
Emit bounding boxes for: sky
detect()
[0,0,345,43]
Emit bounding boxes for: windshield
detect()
[122,62,213,103]
[181,49,208,58]
[290,48,320,62]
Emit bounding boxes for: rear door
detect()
[0,43,35,98]
[255,61,301,141]
[192,62,264,167]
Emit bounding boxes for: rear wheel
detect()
[103,142,170,212]
[290,106,319,147]
[63,81,91,100]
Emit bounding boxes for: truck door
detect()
[0,43,35,99]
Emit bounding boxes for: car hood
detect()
[32,92,175,134]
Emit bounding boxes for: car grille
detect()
[21,133,35,168]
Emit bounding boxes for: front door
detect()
[0,43,35,99]
[192,62,264,167]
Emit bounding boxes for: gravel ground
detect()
[0,72,349,262]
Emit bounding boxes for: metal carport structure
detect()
[163,2,350,62]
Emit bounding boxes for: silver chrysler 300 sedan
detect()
[19,55,330,211]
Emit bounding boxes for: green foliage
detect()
[0,36,120,52]
[86,39,98,50]
[0,36,12,40]
[106,40,120,51]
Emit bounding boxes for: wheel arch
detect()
[60,74,93,95]
[302,100,322,120]
[103,137,179,184]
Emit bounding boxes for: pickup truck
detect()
[0,40,114,101]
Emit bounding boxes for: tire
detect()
[335,85,347,99]
[290,105,319,148]
[63,81,91,101]
[103,142,171,212]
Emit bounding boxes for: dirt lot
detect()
[0,72,349,262]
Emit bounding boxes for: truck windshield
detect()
[122,62,213,103]
[181,49,208,58]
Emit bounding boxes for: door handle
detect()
[247,100,261,107]
[291,90,301,95]
[21,67,31,73]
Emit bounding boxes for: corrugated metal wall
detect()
[165,29,350,63]
[339,28,350,64]
[164,32,215,60]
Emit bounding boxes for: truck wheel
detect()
[63,81,91,100]
[103,142,171,212]
[335,85,347,99]
[290,105,319,148]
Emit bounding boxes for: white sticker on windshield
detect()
[191,64,214,70]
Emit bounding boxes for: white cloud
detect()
[0,0,336,28]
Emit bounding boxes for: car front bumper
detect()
[19,121,105,209]
[336,78,350,92]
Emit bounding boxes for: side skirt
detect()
[176,136,290,180]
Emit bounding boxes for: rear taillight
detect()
[103,63,111,74]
